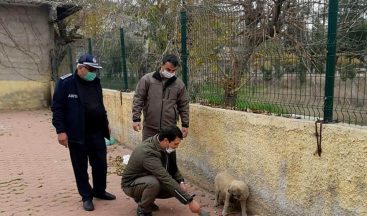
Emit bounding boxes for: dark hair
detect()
[158,126,183,142]
[162,54,180,67]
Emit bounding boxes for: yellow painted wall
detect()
[0,81,50,110]
[103,90,367,215]
[103,89,142,146]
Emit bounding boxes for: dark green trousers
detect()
[122,175,172,213]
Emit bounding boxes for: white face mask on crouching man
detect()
[164,138,176,154]
[166,147,175,154]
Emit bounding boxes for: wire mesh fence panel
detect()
[51,39,89,79]
[334,0,367,125]
[90,30,126,91]
[53,0,367,126]
[91,1,184,91]
[186,0,367,126]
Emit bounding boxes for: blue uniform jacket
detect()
[51,73,110,144]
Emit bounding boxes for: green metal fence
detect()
[92,1,183,91]
[57,0,367,126]
[186,0,367,126]
[333,0,367,125]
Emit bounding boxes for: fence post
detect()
[67,45,74,73]
[323,0,339,123]
[180,6,188,87]
[120,28,128,91]
[88,38,93,55]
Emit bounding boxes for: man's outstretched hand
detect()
[188,200,200,213]
[188,200,210,215]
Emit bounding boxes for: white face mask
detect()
[162,70,175,79]
[166,147,175,154]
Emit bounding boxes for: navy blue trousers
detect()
[68,131,107,201]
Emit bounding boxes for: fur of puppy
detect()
[214,171,249,216]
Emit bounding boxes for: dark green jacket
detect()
[121,135,193,204]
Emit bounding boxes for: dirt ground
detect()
[0,109,226,216]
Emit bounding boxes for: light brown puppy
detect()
[214,172,249,216]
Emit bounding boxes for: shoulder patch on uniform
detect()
[60,73,72,80]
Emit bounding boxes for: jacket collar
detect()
[151,134,165,152]
[152,70,177,90]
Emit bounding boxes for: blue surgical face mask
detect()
[83,71,97,81]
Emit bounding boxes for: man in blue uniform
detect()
[51,54,116,211]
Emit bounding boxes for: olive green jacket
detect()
[121,135,193,204]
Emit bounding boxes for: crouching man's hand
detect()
[188,200,200,213]
[189,201,211,215]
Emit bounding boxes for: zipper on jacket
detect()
[159,82,164,130]
[167,88,170,99]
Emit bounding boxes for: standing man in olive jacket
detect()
[51,54,115,211]
[122,126,204,216]
[132,54,189,140]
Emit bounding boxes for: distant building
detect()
[0,0,81,110]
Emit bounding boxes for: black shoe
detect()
[83,200,94,211]
[93,191,116,200]
[137,208,152,216]
[151,203,159,211]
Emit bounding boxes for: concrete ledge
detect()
[103,89,142,148]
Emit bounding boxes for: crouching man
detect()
[121,126,203,216]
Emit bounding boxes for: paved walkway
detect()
[0,109,222,216]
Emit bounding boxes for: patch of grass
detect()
[235,100,287,115]
[207,94,224,106]
[198,92,287,115]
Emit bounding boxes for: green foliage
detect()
[274,60,284,80]
[123,0,182,66]
[234,100,286,115]
[61,0,367,125]
[261,65,273,81]
[195,83,286,114]
[340,63,357,81]
[188,7,233,77]
[207,94,224,106]
[337,56,361,81]
[295,62,307,85]
[338,0,367,56]
[66,0,121,37]
[337,56,362,66]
